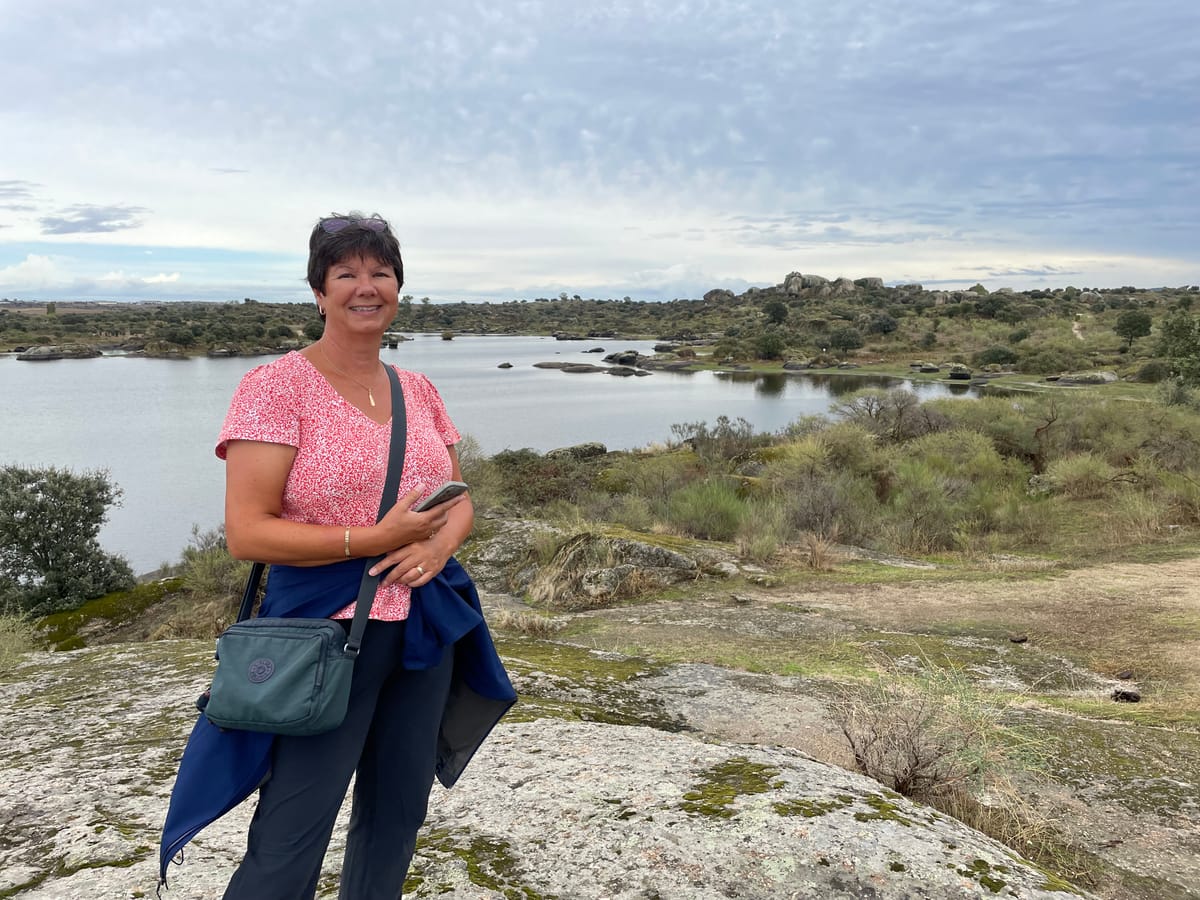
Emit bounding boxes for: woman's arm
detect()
[223,439,465,565]
[370,444,475,587]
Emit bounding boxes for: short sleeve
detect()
[216,363,304,459]
[409,371,461,446]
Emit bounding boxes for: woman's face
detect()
[315,254,399,338]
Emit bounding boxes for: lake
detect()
[0,335,975,573]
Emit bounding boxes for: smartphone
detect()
[414,480,469,511]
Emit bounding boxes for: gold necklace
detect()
[316,344,382,407]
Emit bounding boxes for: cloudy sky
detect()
[0,0,1196,304]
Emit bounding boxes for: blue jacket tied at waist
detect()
[158,557,516,884]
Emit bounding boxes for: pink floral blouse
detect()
[216,351,461,621]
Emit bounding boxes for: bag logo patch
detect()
[248,658,276,683]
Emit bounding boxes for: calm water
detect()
[0,336,973,573]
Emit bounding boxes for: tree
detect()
[867,313,898,335]
[0,466,134,615]
[1114,310,1152,351]
[754,329,787,360]
[1157,311,1200,383]
[829,326,864,355]
[763,299,789,325]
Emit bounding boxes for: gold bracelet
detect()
[344,527,351,558]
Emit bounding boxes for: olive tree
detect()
[0,466,134,615]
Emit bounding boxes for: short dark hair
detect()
[307,212,404,298]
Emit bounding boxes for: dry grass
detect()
[800,531,841,571]
[489,608,568,637]
[0,610,35,674]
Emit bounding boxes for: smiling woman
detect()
[160,211,515,899]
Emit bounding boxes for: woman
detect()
[160,213,515,899]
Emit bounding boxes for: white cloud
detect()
[0,254,61,290]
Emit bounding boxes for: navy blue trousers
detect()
[223,619,453,900]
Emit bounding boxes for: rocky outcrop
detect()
[15,344,102,360]
[0,643,1093,899]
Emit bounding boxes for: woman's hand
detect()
[369,533,454,588]
[367,485,466,553]
[365,484,470,586]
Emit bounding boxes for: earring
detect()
[318,306,326,316]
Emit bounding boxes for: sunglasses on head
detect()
[319,215,388,234]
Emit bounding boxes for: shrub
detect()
[832,389,946,443]
[454,434,505,510]
[178,525,252,604]
[775,472,880,547]
[972,345,1018,367]
[1134,360,1170,383]
[1158,377,1197,408]
[605,494,656,532]
[923,396,1049,470]
[1017,343,1086,375]
[831,658,1041,803]
[596,450,697,503]
[754,329,788,360]
[798,531,841,570]
[490,448,595,507]
[670,416,768,461]
[736,499,789,562]
[1042,453,1117,499]
[904,429,1022,488]
[881,457,985,553]
[666,479,747,541]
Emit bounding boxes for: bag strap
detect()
[235,364,408,661]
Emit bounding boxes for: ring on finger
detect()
[416,565,426,575]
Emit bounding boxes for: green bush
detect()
[490,448,595,507]
[776,471,881,547]
[666,479,747,541]
[596,451,697,503]
[604,494,656,531]
[1134,360,1170,383]
[972,345,1018,367]
[1017,343,1086,375]
[883,458,975,552]
[904,429,1022,488]
[736,499,790,562]
[1042,453,1116,499]
[178,525,252,603]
